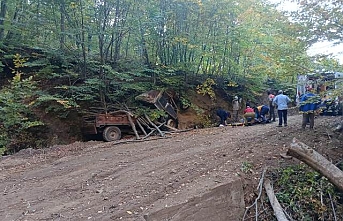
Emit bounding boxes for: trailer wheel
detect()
[167,118,178,129]
[103,126,121,142]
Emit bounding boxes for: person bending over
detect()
[255,105,270,123]
[243,106,255,125]
[216,109,230,126]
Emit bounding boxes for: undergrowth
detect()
[271,164,343,220]
[244,164,343,221]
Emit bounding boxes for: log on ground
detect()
[264,178,289,221]
[287,138,343,192]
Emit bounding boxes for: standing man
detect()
[232,96,241,123]
[299,90,320,129]
[267,91,276,122]
[273,90,291,127]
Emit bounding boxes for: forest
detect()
[0,0,342,151]
[1,1,343,220]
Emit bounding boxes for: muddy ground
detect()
[0,114,342,221]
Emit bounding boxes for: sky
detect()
[267,0,343,64]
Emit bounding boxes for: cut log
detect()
[126,112,141,140]
[144,114,165,137]
[156,121,178,131]
[264,179,289,221]
[136,119,148,136]
[287,138,343,192]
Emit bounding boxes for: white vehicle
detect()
[296,71,343,115]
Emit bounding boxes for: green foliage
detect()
[0,0,335,152]
[190,103,205,116]
[0,147,6,155]
[180,96,191,109]
[34,93,79,118]
[267,78,297,99]
[240,161,253,173]
[196,78,216,100]
[35,64,64,79]
[0,68,43,152]
[274,164,341,220]
[291,0,343,44]
[197,115,212,128]
[134,107,167,122]
[0,53,83,153]
[0,61,4,73]
[12,53,28,69]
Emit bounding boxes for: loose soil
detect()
[0,115,342,221]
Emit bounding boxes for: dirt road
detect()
[0,115,342,221]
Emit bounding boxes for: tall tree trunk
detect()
[5,5,20,42]
[112,0,121,64]
[59,1,65,50]
[138,19,150,67]
[0,0,7,41]
[79,0,87,78]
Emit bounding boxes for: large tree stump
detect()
[287,138,343,192]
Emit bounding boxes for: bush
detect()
[0,54,44,154]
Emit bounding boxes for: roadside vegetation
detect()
[0,0,341,153]
[0,0,342,219]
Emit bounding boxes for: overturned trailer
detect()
[135,90,178,128]
[82,90,178,141]
[82,110,137,142]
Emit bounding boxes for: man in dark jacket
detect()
[299,91,320,129]
[255,105,270,123]
[216,109,230,126]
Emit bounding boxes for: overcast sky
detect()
[267,0,343,64]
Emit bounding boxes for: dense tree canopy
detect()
[290,0,343,44]
[0,0,342,151]
[0,0,309,77]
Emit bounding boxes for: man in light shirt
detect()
[273,90,291,127]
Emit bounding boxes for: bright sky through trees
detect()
[268,0,343,64]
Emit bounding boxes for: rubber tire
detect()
[102,126,121,142]
[167,119,178,128]
[180,103,190,110]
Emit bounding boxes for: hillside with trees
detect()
[0,0,343,220]
[0,0,322,152]
[1,0,341,153]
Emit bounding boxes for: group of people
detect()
[243,90,291,126]
[216,95,240,126]
[216,88,322,129]
[216,90,293,127]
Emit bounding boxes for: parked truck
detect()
[296,71,343,115]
